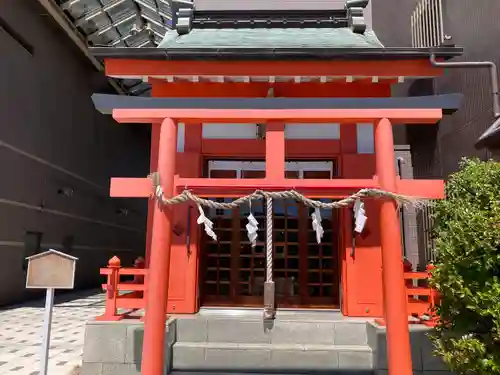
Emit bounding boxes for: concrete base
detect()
[81,313,455,375]
[366,322,455,375]
[81,319,176,375]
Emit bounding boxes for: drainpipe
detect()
[429,54,500,147]
[36,0,126,95]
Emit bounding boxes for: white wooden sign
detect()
[26,249,77,289]
[25,249,78,375]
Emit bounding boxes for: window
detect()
[62,235,74,254]
[202,123,258,139]
[285,124,340,140]
[23,231,42,270]
[356,123,375,154]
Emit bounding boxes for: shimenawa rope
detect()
[149,172,426,210]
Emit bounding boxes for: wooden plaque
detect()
[25,250,78,289]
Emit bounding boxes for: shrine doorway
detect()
[199,161,341,309]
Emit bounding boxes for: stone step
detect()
[172,342,373,372]
[174,316,369,346]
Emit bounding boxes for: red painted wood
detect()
[105,59,443,78]
[142,118,177,375]
[397,179,444,199]
[110,178,152,197]
[266,122,285,180]
[176,177,379,190]
[152,81,392,98]
[110,176,444,201]
[112,108,443,124]
[167,152,202,314]
[375,118,413,375]
[202,139,341,157]
[340,123,357,154]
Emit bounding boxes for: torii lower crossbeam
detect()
[110,177,444,199]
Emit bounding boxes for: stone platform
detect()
[81,309,455,375]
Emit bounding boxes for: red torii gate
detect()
[111,107,444,375]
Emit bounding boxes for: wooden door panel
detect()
[200,161,340,308]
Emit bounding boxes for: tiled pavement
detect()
[0,290,105,375]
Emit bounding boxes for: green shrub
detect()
[430,158,500,374]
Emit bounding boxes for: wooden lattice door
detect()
[200,161,340,308]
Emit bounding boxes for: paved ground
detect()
[0,290,105,375]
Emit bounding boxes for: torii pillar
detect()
[375,118,413,375]
[141,118,177,375]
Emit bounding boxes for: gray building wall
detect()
[0,0,149,305]
[372,0,500,177]
[373,0,500,264]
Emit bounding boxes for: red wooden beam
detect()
[176,177,379,190]
[112,108,442,124]
[105,59,443,78]
[110,178,152,197]
[110,177,445,199]
[397,179,444,199]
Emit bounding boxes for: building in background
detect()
[0,0,149,306]
[374,0,500,176]
[373,0,500,264]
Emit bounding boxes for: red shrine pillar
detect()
[141,118,177,375]
[375,118,413,375]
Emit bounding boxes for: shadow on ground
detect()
[0,288,105,310]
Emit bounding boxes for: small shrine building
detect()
[90,1,464,374]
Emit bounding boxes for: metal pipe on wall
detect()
[430,54,500,117]
[429,53,500,148]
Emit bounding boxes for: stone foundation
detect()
[366,322,455,375]
[81,319,176,375]
[81,317,456,375]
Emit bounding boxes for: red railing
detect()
[95,256,148,321]
[376,264,439,327]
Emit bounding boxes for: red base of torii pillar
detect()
[110,109,443,375]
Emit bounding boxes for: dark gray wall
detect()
[373,0,500,265]
[0,0,150,305]
[373,0,500,177]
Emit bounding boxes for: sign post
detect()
[40,287,55,375]
[25,249,78,375]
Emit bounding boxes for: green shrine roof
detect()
[157,28,385,49]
